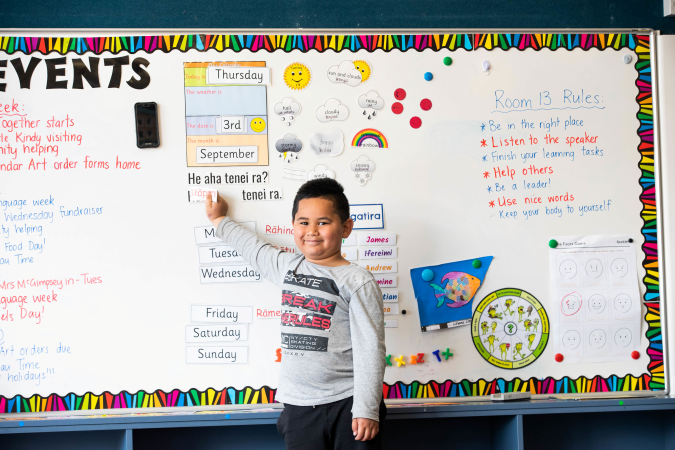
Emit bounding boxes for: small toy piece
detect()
[410,116,422,129]
[442,348,453,360]
[549,239,558,248]
[394,355,406,367]
[555,353,564,362]
[402,310,407,315]
[443,56,452,66]
[275,348,282,362]
[482,61,491,71]
[631,351,640,360]
[424,72,433,81]
[421,269,434,281]
[391,102,404,114]
[472,259,482,269]
[623,55,632,64]
[385,355,393,366]
[410,355,418,364]
[433,350,441,361]
[420,99,432,111]
[394,88,406,100]
[417,352,425,363]
[628,238,634,243]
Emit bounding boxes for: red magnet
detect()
[555,353,564,362]
[410,116,422,129]
[631,351,640,360]
[420,99,432,111]
[394,88,407,100]
[391,102,404,114]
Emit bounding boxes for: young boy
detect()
[205,178,386,449]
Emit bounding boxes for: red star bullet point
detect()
[483,171,490,178]
[489,201,495,208]
[480,139,487,147]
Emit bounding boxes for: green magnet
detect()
[619,400,624,406]
[443,56,452,66]
[472,259,482,269]
[442,348,453,360]
[385,355,392,366]
[422,269,434,281]
[549,239,558,248]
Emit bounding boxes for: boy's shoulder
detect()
[334,263,378,289]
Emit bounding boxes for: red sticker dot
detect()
[394,88,407,100]
[410,116,422,129]
[420,99,432,111]
[631,351,640,360]
[554,353,564,362]
[391,102,404,114]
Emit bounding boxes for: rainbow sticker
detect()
[351,128,388,148]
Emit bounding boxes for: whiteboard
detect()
[0,29,665,415]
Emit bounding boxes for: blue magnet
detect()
[424,72,433,81]
[472,259,482,269]
[421,269,434,281]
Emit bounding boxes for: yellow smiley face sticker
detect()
[283,62,311,90]
[250,117,266,133]
[353,60,372,83]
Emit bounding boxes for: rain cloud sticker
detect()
[358,90,384,119]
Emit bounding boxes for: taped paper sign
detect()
[256,307,282,319]
[342,235,357,247]
[283,62,311,90]
[191,305,254,323]
[199,265,262,283]
[350,155,376,186]
[316,98,349,122]
[411,256,494,332]
[240,187,283,201]
[194,222,256,245]
[184,62,269,167]
[274,97,301,126]
[185,324,248,342]
[188,187,217,203]
[358,233,396,246]
[275,133,303,163]
[384,319,398,328]
[375,275,397,288]
[341,247,358,261]
[360,247,397,259]
[351,129,389,149]
[383,304,399,315]
[264,224,294,236]
[327,60,372,86]
[382,291,399,303]
[358,91,384,119]
[186,346,248,364]
[350,204,384,229]
[309,129,344,157]
[358,261,397,274]
[198,245,245,264]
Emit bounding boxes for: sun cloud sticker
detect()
[309,128,344,158]
[327,61,368,87]
[350,155,376,186]
[275,133,303,163]
[274,97,301,126]
[316,98,349,122]
[283,62,311,90]
[358,90,384,119]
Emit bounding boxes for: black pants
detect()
[276,396,386,450]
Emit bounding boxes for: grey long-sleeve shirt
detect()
[216,217,386,421]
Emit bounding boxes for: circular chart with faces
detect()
[471,288,549,370]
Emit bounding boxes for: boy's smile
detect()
[293,198,353,266]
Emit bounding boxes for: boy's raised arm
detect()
[205,194,294,284]
[349,280,386,422]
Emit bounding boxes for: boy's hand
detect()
[352,418,379,441]
[205,193,228,227]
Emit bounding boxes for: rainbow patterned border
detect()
[0,33,661,414]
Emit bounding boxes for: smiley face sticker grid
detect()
[550,235,640,362]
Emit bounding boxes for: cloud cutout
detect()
[309,128,344,157]
[275,133,303,163]
[350,155,376,186]
[307,164,336,181]
[358,90,384,111]
[327,61,362,87]
[274,97,301,116]
[316,98,349,123]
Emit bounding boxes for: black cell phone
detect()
[134,102,160,148]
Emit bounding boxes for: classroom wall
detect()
[1,0,675,34]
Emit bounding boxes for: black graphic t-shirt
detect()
[216,218,385,421]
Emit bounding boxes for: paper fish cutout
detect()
[430,272,481,308]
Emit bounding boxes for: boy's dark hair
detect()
[292,178,350,223]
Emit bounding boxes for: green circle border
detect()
[471,287,549,370]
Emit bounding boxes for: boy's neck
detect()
[304,250,351,267]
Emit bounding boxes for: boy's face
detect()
[293,198,353,261]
